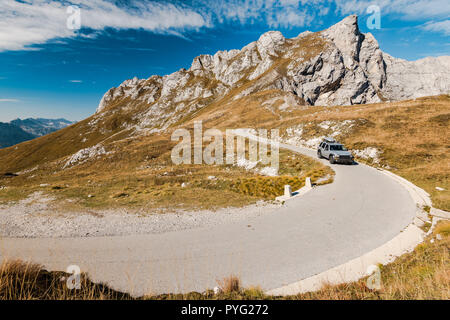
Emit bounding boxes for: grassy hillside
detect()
[0,93,448,211]
[0,129,332,211]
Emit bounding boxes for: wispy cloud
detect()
[69,80,83,83]
[1,0,449,53]
[333,0,450,37]
[334,0,450,20]
[0,0,208,52]
[199,0,450,26]
[195,0,321,28]
[0,99,20,102]
[422,19,450,35]
[0,0,330,52]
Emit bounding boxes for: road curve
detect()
[0,143,417,296]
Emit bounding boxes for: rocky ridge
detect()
[95,15,450,132]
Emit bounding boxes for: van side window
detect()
[326,144,329,150]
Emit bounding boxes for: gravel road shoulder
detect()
[0,192,281,238]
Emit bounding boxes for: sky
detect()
[0,0,449,122]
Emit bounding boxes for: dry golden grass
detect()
[0,260,131,300]
[0,131,332,211]
[217,275,241,294]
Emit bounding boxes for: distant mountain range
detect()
[0,118,73,149]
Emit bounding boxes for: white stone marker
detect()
[284,185,292,197]
[305,177,312,189]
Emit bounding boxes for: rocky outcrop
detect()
[382,54,450,101]
[95,15,450,129]
[282,15,387,106]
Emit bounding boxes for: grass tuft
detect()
[217,275,241,294]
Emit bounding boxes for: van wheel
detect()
[329,155,335,164]
[317,150,322,159]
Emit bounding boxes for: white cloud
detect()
[423,19,450,35]
[268,10,313,28]
[69,80,83,83]
[333,1,450,36]
[0,99,20,102]
[188,0,450,29]
[196,0,318,27]
[1,0,448,52]
[1,0,323,52]
[333,0,450,20]
[0,0,208,52]
[201,0,450,27]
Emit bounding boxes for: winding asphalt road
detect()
[0,142,417,296]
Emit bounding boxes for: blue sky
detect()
[0,0,449,122]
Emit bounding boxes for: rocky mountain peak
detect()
[326,14,360,36]
[94,15,449,131]
[256,30,286,58]
[322,15,363,66]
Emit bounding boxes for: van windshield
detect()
[330,144,347,151]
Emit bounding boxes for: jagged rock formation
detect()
[382,54,450,101]
[96,15,450,130]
